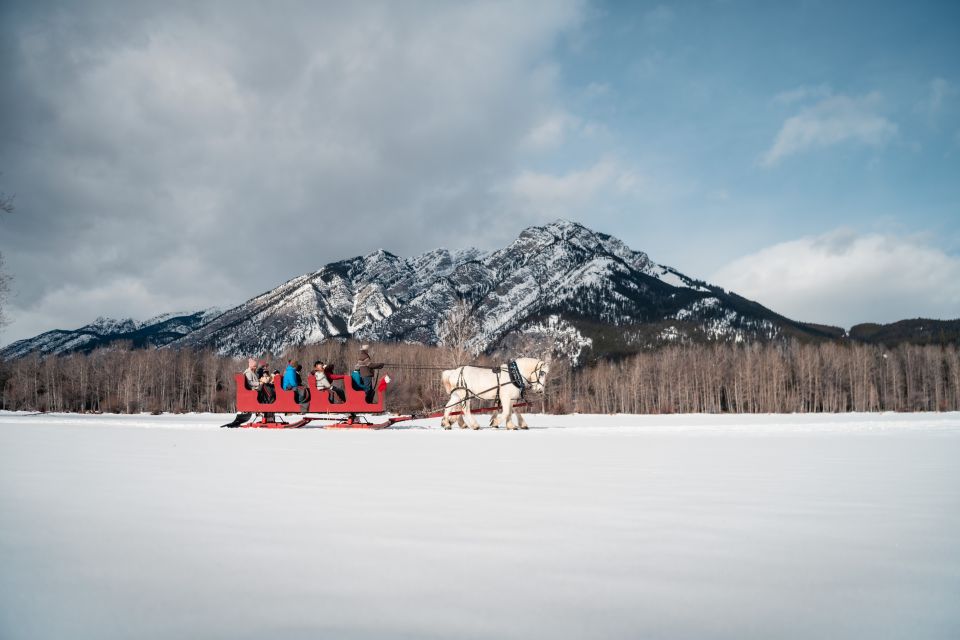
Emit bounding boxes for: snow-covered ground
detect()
[2,411,959,639]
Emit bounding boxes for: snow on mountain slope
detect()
[170,246,491,355]
[654,264,711,292]
[0,310,223,359]
[171,219,815,357]
[3,220,836,360]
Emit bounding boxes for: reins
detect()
[381,363,469,371]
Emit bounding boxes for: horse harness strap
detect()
[451,363,525,404]
[508,360,527,397]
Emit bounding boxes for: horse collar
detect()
[507,360,526,392]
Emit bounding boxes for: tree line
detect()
[1,340,958,415]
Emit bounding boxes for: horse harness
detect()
[432,360,543,418]
[449,360,541,407]
[495,360,547,399]
[507,360,526,396]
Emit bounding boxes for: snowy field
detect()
[2,411,959,640]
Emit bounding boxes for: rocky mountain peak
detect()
[3,220,853,361]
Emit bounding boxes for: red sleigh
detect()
[232,372,395,429]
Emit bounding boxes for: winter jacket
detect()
[243,367,260,390]
[282,365,298,390]
[314,371,331,390]
[356,351,384,377]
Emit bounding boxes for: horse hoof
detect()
[507,425,517,430]
[520,425,529,430]
[470,425,480,430]
[443,426,452,430]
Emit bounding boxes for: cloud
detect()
[582,82,610,99]
[0,0,585,343]
[519,106,609,150]
[762,92,898,166]
[711,230,960,327]
[772,84,832,106]
[507,159,683,218]
[642,5,674,33]
[511,161,623,204]
[928,77,953,113]
[521,112,583,150]
[915,77,957,120]
[7,275,239,337]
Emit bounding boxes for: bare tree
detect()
[3,339,960,415]
[437,298,479,365]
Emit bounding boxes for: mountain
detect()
[0,310,222,359]
[170,219,844,361]
[168,246,487,356]
[3,220,953,362]
[849,319,960,347]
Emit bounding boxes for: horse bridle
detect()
[524,361,548,392]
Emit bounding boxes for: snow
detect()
[657,267,689,289]
[674,296,722,320]
[654,265,712,292]
[2,411,959,639]
[658,325,684,341]
[514,315,593,364]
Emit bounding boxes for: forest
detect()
[2,339,959,415]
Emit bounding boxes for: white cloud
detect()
[582,82,610,99]
[711,230,960,327]
[512,161,622,204]
[915,77,957,120]
[763,92,898,166]
[507,159,681,218]
[928,77,953,113]
[0,1,586,344]
[520,108,609,150]
[4,260,247,342]
[521,112,582,149]
[772,84,832,105]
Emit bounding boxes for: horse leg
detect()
[463,397,480,429]
[457,396,470,429]
[441,390,460,430]
[515,407,529,430]
[489,391,503,428]
[503,398,517,430]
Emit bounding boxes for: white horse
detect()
[440,357,549,430]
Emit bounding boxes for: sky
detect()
[0,0,958,345]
